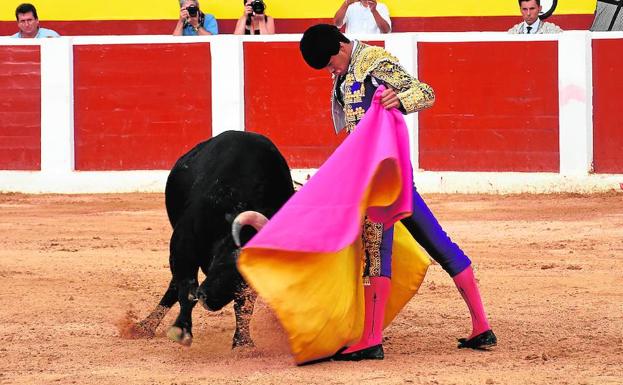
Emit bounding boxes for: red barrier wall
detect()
[0,46,41,170]
[73,43,212,170]
[243,41,345,168]
[592,39,623,174]
[243,41,384,168]
[418,41,559,172]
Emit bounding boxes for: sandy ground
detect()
[1,192,622,385]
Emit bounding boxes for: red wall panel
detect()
[0,46,41,170]
[243,42,346,169]
[243,41,384,168]
[592,39,623,174]
[418,41,559,172]
[74,43,212,170]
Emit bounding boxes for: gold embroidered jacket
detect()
[331,41,435,134]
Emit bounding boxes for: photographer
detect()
[173,0,218,36]
[234,0,275,35]
[334,0,391,34]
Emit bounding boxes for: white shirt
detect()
[11,27,60,38]
[523,18,540,34]
[342,2,391,34]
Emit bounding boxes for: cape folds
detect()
[238,87,431,364]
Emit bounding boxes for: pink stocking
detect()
[453,266,491,338]
[343,276,391,353]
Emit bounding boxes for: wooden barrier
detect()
[0,32,621,193]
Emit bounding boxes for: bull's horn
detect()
[232,211,268,247]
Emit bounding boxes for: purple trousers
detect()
[379,185,471,278]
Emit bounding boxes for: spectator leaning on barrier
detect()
[173,0,218,36]
[334,0,391,34]
[508,0,562,34]
[234,0,275,35]
[11,3,59,38]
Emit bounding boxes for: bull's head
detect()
[196,211,268,312]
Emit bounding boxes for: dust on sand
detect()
[1,192,622,385]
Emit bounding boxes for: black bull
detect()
[134,130,294,347]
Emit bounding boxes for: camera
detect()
[250,0,265,15]
[187,5,198,17]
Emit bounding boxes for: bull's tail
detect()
[232,211,268,247]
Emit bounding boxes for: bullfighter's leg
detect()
[232,281,257,348]
[334,222,392,361]
[134,278,178,337]
[400,185,496,349]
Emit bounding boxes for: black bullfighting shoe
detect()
[332,344,384,361]
[457,329,497,350]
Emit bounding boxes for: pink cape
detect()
[238,86,430,364]
[245,86,413,253]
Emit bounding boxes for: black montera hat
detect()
[299,24,346,70]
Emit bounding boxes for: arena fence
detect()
[0,32,621,193]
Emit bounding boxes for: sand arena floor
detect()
[1,192,622,385]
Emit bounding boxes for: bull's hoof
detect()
[167,326,193,347]
[130,321,156,338]
[232,330,254,349]
[232,337,255,349]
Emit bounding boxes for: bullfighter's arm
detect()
[354,46,435,114]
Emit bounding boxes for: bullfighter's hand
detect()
[380,88,400,110]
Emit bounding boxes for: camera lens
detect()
[251,0,265,14]
[187,5,198,16]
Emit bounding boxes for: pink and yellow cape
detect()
[237,87,431,364]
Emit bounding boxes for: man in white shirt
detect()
[508,0,562,34]
[11,3,60,38]
[334,0,391,34]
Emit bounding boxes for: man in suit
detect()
[508,0,563,34]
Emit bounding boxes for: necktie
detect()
[526,26,532,34]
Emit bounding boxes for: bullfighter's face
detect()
[326,42,351,77]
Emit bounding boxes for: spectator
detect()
[11,3,59,38]
[334,0,391,34]
[234,0,275,35]
[508,0,562,34]
[173,0,218,36]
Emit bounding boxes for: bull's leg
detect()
[167,276,199,346]
[134,278,178,337]
[166,228,201,347]
[232,281,257,348]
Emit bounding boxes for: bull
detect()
[134,130,294,347]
